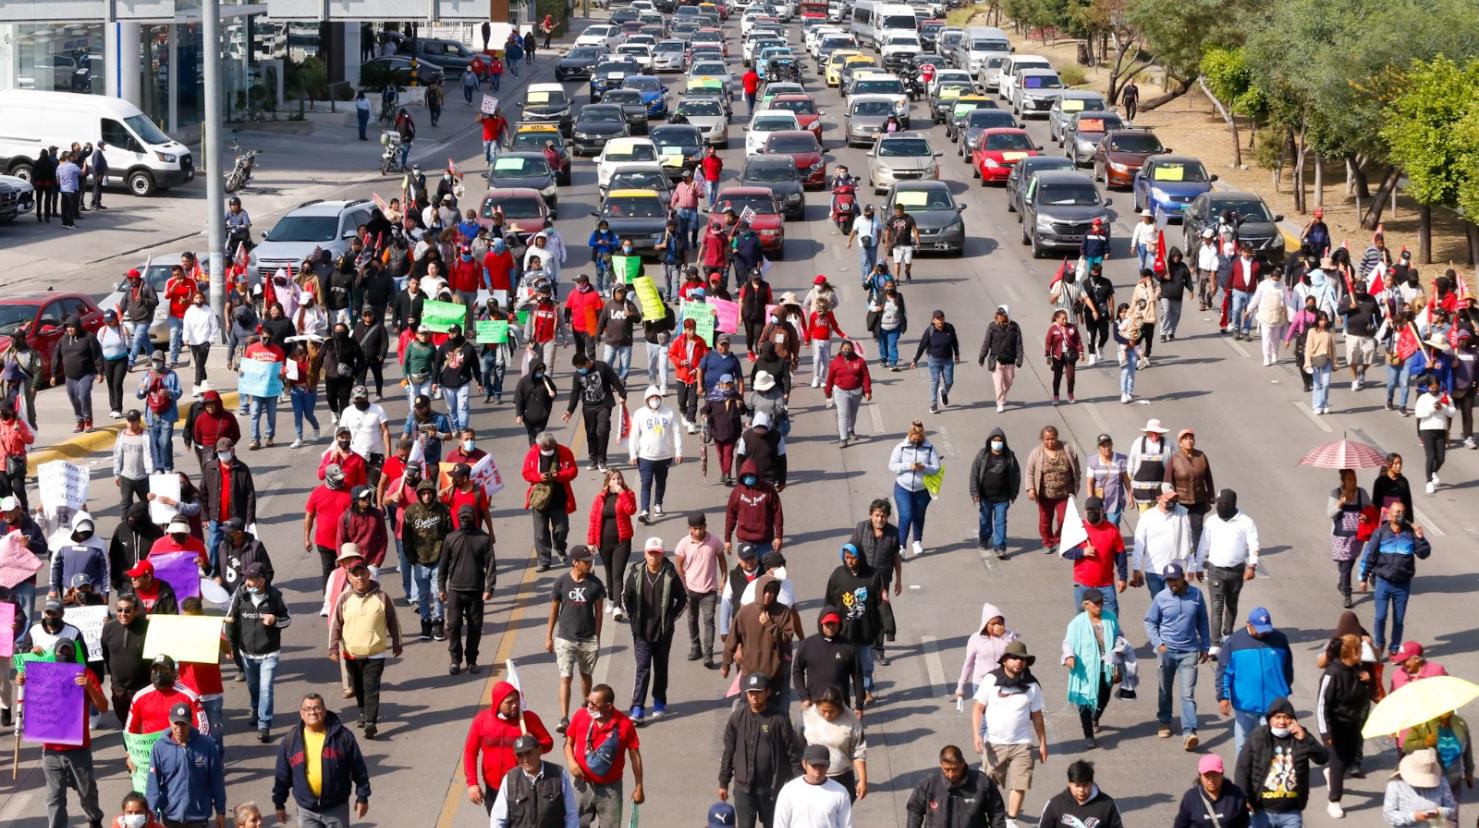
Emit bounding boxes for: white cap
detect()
[644,385,663,400]
[644,537,665,553]
[0,496,18,513]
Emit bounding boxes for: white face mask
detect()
[647,399,661,410]
[122,816,148,828]
[1269,726,1291,738]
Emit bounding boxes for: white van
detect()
[852,0,919,49]
[0,90,193,196]
[955,26,1012,75]
[998,54,1053,103]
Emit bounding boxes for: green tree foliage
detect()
[1125,0,1240,89]
[1381,56,1479,211]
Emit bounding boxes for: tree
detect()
[1124,0,1241,111]
[1383,57,1479,263]
[1200,47,1264,169]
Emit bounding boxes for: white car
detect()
[575,24,623,50]
[689,61,734,89]
[626,34,658,48]
[615,44,655,71]
[745,109,802,156]
[848,73,910,120]
[806,25,844,54]
[596,137,660,188]
[928,69,975,96]
[881,33,923,66]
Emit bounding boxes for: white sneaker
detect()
[1351,379,1360,391]
[996,403,1005,413]
[1120,394,1131,404]
[910,540,923,557]
[1425,481,1436,495]
[1327,801,1345,819]
[1208,645,1221,657]
[290,439,304,449]
[1432,473,1441,486]
[810,377,821,387]
[686,423,697,434]
[1004,819,1019,828]
[605,603,614,615]
[1465,436,1476,449]
[612,607,627,622]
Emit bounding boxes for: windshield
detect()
[482,197,543,219]
[745,163,798,182]
[1038,185,1101,206]
[1217,200,1274,221]
[0,305,40,335]
[881,14,916,28]
[604,196,666,218]
[716,195,777,214]
[617,46,649,56]
[894,188,954,211]
[596,63,633,76]
[491,156,551,176]
[879,137,930,157]
[267,215,338,242]
[970,38,1008,51]
[940,32,963,48]
[886,36,918,46]
[852,100,893,116]
[752,117,795,132]
[526,90,568,107]
[1022,75,1062,89]
[569,47,603,60]
[1150,162,1210,183]
[984,132,1034,151]
[655,135,701,153]
[604,91,642,105]
[511,132,561,151]
[607,144,659,162]
[679,100,724,116]
[855,79,904,95]
[656,42,683,53]
[968,110,1013,127]
[1075,116,1121,134]
[692,63,727,75]
[771,99,816,115]
[821,36,852,48]
[611,171,668,190]
[580,108,623,124]
[1107,133,1164,153]
[767,134,819,152]
[625,77,662,91]
[125,114,171,145]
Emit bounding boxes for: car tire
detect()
[948,244,963,258]
[1021,223,1030,245]
[127,170,157,197]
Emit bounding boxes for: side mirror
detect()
[1163,146,1172,153]
[590,210,600,217]
[933,152,943,157]
[956,204,966,212]
[1210,174,1219,182]
[1103,198,1113,207]
[1274,214,1285,222]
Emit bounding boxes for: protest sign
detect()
[21,661,85,745]
[0,530,42,589]
[62,605,108,661]
[631,276,667,321]
[1057,496,1089,553]
[923,462,945,499]
[142,614,223,664]
[37,460,87,517]
[421,300,467,333]
[470,453,506,498]
[612,254,643,284]
[238,358,283,399]
[0,602,12,657]
[150,551,201,601]
[706,297,741,334]
[481,94,499,115]
[124,730,165,793]
[148,473,181,526]
[476,320,509,344]
[681,301,717,344]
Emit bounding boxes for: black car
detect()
[571,104,631,155]
[360,56,444,89]
[556,46,605,81]
[1181,191,1287,267]
[1006,155,1077,214]
[611,7,640,24]
[649,123,704,181]
[411,38,476,74]
[739,156,806,220]
[590,59,641,102]
[601,165,674,201]
[485,153,560,215]
[591,190,670,255]
[600,88,651,135]
[883,181,966,255]
[957,108,1019,156]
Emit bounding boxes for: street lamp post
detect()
[203,0,225,333]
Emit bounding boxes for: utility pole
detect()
[203,0,225,334]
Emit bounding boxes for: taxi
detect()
[824,49,864,87]
[508,123,572,185]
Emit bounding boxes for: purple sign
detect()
[22,661,85,745]
[151,552,202,601]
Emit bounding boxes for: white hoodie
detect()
[182,303,220,346]
[627,386,682,462]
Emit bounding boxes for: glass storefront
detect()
[9,22,106,95]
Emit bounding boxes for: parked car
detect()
[360,56,444,89]
[602,88,653,135]
[0,175,33,223]
[251,199,373,280]
[883,181,965,255]
[600,163,673,201]
[957,108,1020,157]
[1181,191,1287,266]
[943,95,996,142]
[623,75,671,119]
[767,94,824,144]
[650,123,705,180]
[1019,170,1113,258]
[739,155,806,220]
[596,137,661,188]
[844,95,896,147]
[1008,68,1064,117]
[745,110,802,157]
[1091,128,1168,189]
[0,292,104,381]
[1006,155,1077,214]
[1133,155,1217,221]
[590,58,641,102]
[99,253,202,348]
[409,38,476,73]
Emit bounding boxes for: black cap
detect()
[513,734,541,753]
[743,673,769,692]
[243,561,268,580]
[803,744,831,766]
[168,702,193,725]
[762,551,785,568]
[453,462,472,477]
[224,517,246,532]
[569,545,593,561]
[687,512,707,528]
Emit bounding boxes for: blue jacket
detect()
[1215,628,1293,714]
[137,369,182,424]
[147,730,227,822]
[1144,585,1210,653]
[272,712,371,812]
[1358,524,1431,585]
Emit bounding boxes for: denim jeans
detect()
[675,207,699,249]
[1073,583,1120,621]
[601,344,632,381]
[878,328,901,367]
[1251,809,1304,828]
[1135,243,1152,272]
[645,342,669,391]
[856,641,875,691]
[480,350,506,399]
[441,383,471,431]
[1229,291,1253,334]
[927,355,953,406]
[398,141,411,170]
[414,564,444,621]
[166,316,184,365]
[977,498,1010,551]
[243,651,280,729]
[128,322,152,363]
[637,457,672,513]
[64,374,95,422]
[357,109,370,140]
[1385,362,1412,409]
[1145,572,1167,598]
[200,695,225,758]
[291,386,321,439]
[1120,344,1137,398]
[858,242,877,276]
[250,395,278,442]
[205,521,223,576]
[147,418,174,471]
[706,179,719,210]
[1311,363,1332,411]
[1372,577,1410,654]
[406,378,433,408]
[1157,649,1200,733]
[1233,708,1264,757]
[894,483,931,546]
[392,508,416,605]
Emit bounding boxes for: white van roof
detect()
[0,89,149,120]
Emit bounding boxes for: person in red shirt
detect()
[806,297,848,389]
[242,334,287,449]
[563,684,643,820]
[319,427,368,488]
[148,517,209,570]
[124,654,209,737]
[563,274,605,360]
[525,284,560,368]
[461,681,554,812]
[823,339,872,446]
[176,596,229,755]
[337,485,389,569]
[701,146,724,212]
[483,239,516,294]
[448,243,484,325]
[163,265,197,368]
[303,465,353,588]
[124,559,181,615]
[442,462,494,536]
[444,426,488,467]
[1062,496,1128,619]
[668,318,710,431]
[741,68,761,115]
[480,110,508,164]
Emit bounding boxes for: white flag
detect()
[505,657,526,712]
[1057,495,1090,555]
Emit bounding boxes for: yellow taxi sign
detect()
[608,188,663,199]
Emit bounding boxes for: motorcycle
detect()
[226,224,253,263]
[830,179,857,235]
[899,67,926,101]
[224,140,259,193]
[379,130,407,176]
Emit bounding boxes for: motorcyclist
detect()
[224,196,252,259]
[831,165,857,191]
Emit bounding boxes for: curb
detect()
[26,391,241,473]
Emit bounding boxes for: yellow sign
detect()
[1153,165,1186,182]
[632,276,667,321]
[493,157,526,171]
[527,91,550,104]
[1002,151,1028,161]
[940,87,964,101]
[896,191,928,207]
[142,615,224,664]
[1079,118,1105,132]
[1061,99,1086,112]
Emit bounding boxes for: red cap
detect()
[820,610,842,626]
[1390,641,1424,662]
[127,268,142,279]
[125,559,154,578]
[813,275,827,285]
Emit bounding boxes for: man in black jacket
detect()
[824,543,885,703]
[492,734,579,827]
[438,505,497,675]
[1235,696,1328,825]
[969,427,1021,559]
[1337,277,1382,392]
[51,315,104,431]
[352,307,390,399]
[976,306,1024,413]
[99,593,150,726]
[225,562,291,741]
[905,744,1008,828]
[272,694,371,826]
[622,539,688,721]
[391,274,426,334]
[910,310,961,414]
[719,675,803,828]
[117,268,160,366]
[791,606,864,713]
[434,324,479,432]
[217,518,274,593]
[561,353,624,471]
[109,502,163,592]
[200,439,256,578]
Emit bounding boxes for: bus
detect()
[851,0,919,49]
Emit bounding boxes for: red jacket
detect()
[742,70,760,95]
[564,286,604,334]
[668,333,710,385]
[336,506,389,567]
[448,256,483,293]
[190,408,240,451]
[318,449,368,489]
[462,681,553,788]
[1230,257,1260,292]
[701,154,724,183]
[587,488,637,546]
[483,249,516,292]
[521,443,578,513]
[824,352,871,396]
[724,461,783,543]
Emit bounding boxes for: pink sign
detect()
[706,297,741,334]
[0,603,13,658]
[0,530,41,589]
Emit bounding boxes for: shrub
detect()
[1060,65,1086,86]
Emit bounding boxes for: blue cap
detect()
[1248,607,1274,634]
[708,802,737,827]
[719,373,735,384]
[1162,563,1185,580]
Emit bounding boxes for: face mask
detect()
[741,475,758,487]
[577,367,590,375]
[462,439,476,452]
[990,440,1004,451]
[42,617,63,633]
[152,672,173,690]
[533,370,545,379]
[123,816,148,828]
[540,449,555,457]
[622,245,633,254]
[73,530,93,542]
[461,253,473,261]
[1216,503,1236,521]
[354,400,370,411]
[647,399,660,410]
[338,439,351,450]
[1270,726,1291,738]
[247,586,263,597]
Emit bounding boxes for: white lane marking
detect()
[935,425,956,457]
[1084,401,1111,436]
[1224,336,1250,359]
[1414,509,1447,537]
[868,401,884,434]
[1292,401,1333,433]
[594,608,618,687]
[977,545,997,575]
[921,635,949,697]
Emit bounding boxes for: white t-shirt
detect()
[851,215,879,246]
[972,671,1045,745]
[338,403,389,457]
[772,776,852,828]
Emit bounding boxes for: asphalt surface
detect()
[3,9,1479,828]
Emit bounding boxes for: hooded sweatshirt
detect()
[102,506,154,577]
[439,507,496,594]
[462,681,555,789]
[724,461,784,543]
[1235,697,1328,813]
[628,389,682,461]
[723,574,802,680]
[1037,786,1125,828]
[791,606,864,709]
[955,602,1018,697]
[51,512,109,596]
[968,428,1021,502]
[823,550,884,646]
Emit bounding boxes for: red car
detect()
[763,130,827,189]
[478,188,551,236]
[711,187,786,256]
[972,128,1040,184]
[770,94,825,144]
[0,292,104,383]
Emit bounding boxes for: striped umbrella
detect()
[1298,437,1387,470]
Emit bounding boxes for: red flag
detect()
[618,402,631,441]
[448,157,459,178]
[1049,257,1069,287]
[233,238,249,270]
[1152,229,1168,275]
[1368,263,1385,296]
[372,192,389,214]
[1396,323,1421,363]
[1458,272,1471,300]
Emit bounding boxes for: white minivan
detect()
[0,90,194,196]
[998,54,1053,103]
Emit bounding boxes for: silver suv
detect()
[250,199,374,280]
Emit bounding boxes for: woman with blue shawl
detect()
[1061,590,1118,749]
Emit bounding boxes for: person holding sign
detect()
[23,640,108,828]
[640,294,677,395]
[669,317,710,433]
[241,334,287,450]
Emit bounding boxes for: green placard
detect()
[516,309,530,328]
[421,299,466,333]
[476,320,509,344]
[681,300,716,345]
[612,254,643,284]
[124,730,166,792]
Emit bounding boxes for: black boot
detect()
[432,619,447,641]
[419,619,432,641]
[688,645,703,661]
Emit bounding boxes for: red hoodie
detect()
[462,681,553,789]
[448,255,483,293]
[587,488,637,546]
[564,285,604,335]
[724,460,783,543]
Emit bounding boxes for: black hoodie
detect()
[513,360,557,425]
[438,506,497,594]
[1038,786,1125,828]
[969,428,1021,502]
[824,552,884,646]
[51,318,104,381]
[108,503,164,591]
[791,605,864,709]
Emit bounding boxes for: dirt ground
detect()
[979,16,1478,288]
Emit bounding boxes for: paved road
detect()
[3,10,1478,828]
